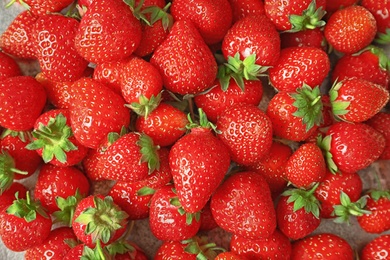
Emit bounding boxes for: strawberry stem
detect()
[0,151,28,194]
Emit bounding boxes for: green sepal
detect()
[136,133,160,174]
[53,189,85,227]
[136,186,156,196]
[287,0,326,32]
[332,192,371,224]
[1,129,33,143]
[125,93,162,119]
[368,190,390,201]
[6,191,49,222]
[0,151,28,194]
[105,239,136,256]
[81,240,112,260]
[291,84,323,132]
[183,236,226,259]
[141,2,173,30]
[329,80,350,120]
[169,197,201,225]
[185,108,220,133]
[25,113,77,164]
[368,45,390,71]
[123,0,151,26]
[375,28,390,45]
[5,0,30,10]
[317,134,338,174]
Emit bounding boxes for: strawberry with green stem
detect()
[53,189,85,227]
[0,51,21,81]
[331,192,372,224]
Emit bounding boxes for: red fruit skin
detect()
[62,243,84,260]
[366,112,390,160]
[24,227,77,260]
[327,122,386,173]
[154,240,197,259]
[114,242,148,260]
[34,164,90,213]
[230,229,291,260]
[268,46,330,92]
[324,5,377,54]
[22,0,74,16]
[216,103,273,166]
[314,170,363,219]
[222,14,281,66]
[361,234,390,260]
[0,76,47,131]
[325,0,358,15]
[169,127,231,213]
[199,201,219,231]
[149,185,201,241]
[215,251,248,260]
[227,0,265,23]
[150,20,217,95]
[0,182,27,211]
[361,0,390,34]
[280,28,327,51]
[357,194,390,234]
[194,78,263,123]
[210,171,277,239]
[0,51,21,81]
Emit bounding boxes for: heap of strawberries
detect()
[1,0,390,258]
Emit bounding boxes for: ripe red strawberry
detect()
[110,240,148,260]
[264,0,326,31]
[222,14,280,66]
[0,51,21,80]
[0,182,27,211]
[150,20,217,95]
[229,229,291,259]
[320,121,385,173]
[149,184,201,241]
[362,0,390,43]
[216,103,273,166]
[210,171,276,239]
[361,234,390,260]
[75,0,142,64]
[325,0,358,16]
[227,0,265,23]
[268,46,330,92]
[62,244,85,260]
[199,201,219,232]
[0,192,52,252]
[324,5,377,54]
[171,0,233,45]
[285,142,326,188]
[32,14,89,82]
[215,251,247,260]
[280,27,327,50]
[69,77,130,149]
[366,112,390,160]
[8,0,74,16]
[0,76,47,131]
[329,79,389,123]
[24,227,77,260]
[290,233,354,259]
[169,110,231,213]
[0,10,38,59]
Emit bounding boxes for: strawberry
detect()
[264,0,326,31]
[69,77,130,149]
[150,20,217,95]
[215,251,247,260]
[361,234,390,260]
[285,142,326,188]
[290,233,354,259]
[324,5,377,54]
[216,103,273,166]
[0,192,52,252]
[74,0,142,64]
[329,79,389,122]
[63,242,112,260]
[7,0,74,16]
[62,243,85,260]
[109,240,148,260]
[362,0,390,44]
[0,182,27,211]
[325,0,358,16]
[0,10,38,59]
[319,121,386,173]
[0,51,21,80]
[268,46,330,92]
[229,229,291,260]
[210,171,276,239]
[33,164,90,213]
[169,109,231,213]
[171,0,233,45]
[149,184,201,241]
[227,0,265,23]
[32,14,89,82]
[0,76,47,131]
[366,112,390,160]
[24,227,77,260]
[222,14,280,67]
[199,201,219,232]
[280,27,327,50]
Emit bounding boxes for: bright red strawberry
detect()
[75,0,142,64]
[8,0,74,16]
[62,244,85,260]
[227,0,265,23]
[268,46,330,92]
[0,76,47,131]
[0,51,21,80]
[325,0,359,16]
[0,192,52,252]
[366,112,390,160]
[361,234,390,260]
[215,251,247,260]
[264,0,326,31]
[320,121,385,173]
[171,0,233,45]
[362,0,390,43]
[280,27,327,50]
[69,77,130,149]
[222,14,280,66]
[110,240,148,260]
[0,10,38,59]
[150,20,217,95]
[169,109,231,213]
[62,242,112,260]
[27,109,90,166]
[290,233,354,259]
[149,185,201,241]
[0,182,27,211]
[32,14,89,82]
[324,5,377,54]
[216,103,273,166]
[210,171,276,239]
[24,227,77,260]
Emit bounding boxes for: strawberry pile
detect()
[1,0,390,259]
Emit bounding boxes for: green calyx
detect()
[75,196,129,244]
[137,186,156,196]
[368,190,390,201]
[368,45,390,71]
[291,84,323,132]
[106,239,136,257]
[6,191,49,222]
[317,134,338,174]
[332,192,371,224]
[182,236,226,260]
[1,129,33,143]
[53,189,85,227]
[136,133,160,174]
[218,53,269,92]
[125,93,162,119]
[288,0,326,32]
[0,151,28,194]
[26,113,77,164]
[375,28,390,45]
[170,197,201,225]
[282,183,321,219]
[186,108,219,133]
[329,80,350,121]
[81,240,113,260]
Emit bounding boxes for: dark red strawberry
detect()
[227,0,265,23]
[366,112,390,160]
[0,51,21,80]
[108,240,148,260]
[361,234,390,260]
[280,27,327,50]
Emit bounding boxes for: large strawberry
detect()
[0,51,21,81]
[361,234,390,260]
[150,20,217,95]
[361,0,390,44]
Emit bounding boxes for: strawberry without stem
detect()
[0,51,21,81]
[366,112,390,160]
[361,234,390,260]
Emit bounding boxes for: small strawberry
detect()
[108,240,148,260]
[366,112,390,160]
[361,234,390,260]
[0,51,21,81]
[227,0,265,23]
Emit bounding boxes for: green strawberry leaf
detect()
[53,189,85,227]
[125,92,162,119]
[136,133,160,173]
[0,151,28,194]
[375,28,390,45]
[317,134,338,174]
[329,80,351,120]
[332,192,371,224]
[137,186,156,196]
[288,0,326,32]
[81,240,112,260]
[6,191,49,222]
